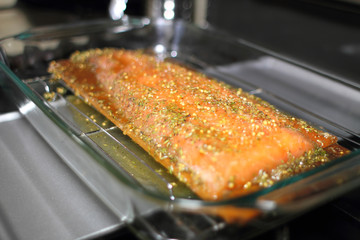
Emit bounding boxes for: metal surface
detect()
[0,112,120,240]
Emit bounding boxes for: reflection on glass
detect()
[19,101,36,115]
[109,0,128,20]
[154,44,166,54]
[170,50,178,57]
[163,0,175,20]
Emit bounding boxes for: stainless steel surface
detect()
[0,112,120,240]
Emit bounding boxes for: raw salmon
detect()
[48,48,346,200]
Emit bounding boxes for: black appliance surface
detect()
[207,0,360,86]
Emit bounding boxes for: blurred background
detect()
[1,0,360,83]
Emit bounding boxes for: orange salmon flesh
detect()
[48,48,347,200]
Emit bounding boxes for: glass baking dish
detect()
[1,17,360,239]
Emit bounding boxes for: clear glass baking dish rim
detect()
[1,17,359,212]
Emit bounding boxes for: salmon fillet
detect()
[48,48,346,200]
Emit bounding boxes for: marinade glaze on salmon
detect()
[48,48,347,201]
